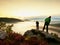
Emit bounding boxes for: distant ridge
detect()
[0,17,23,23]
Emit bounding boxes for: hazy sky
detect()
[0,0,60,18]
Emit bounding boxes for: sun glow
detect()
[0,0,60,18]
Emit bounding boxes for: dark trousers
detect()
[36,24,39,30]
[43,22,49,33]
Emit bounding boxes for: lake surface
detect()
[12,21,37,35]
[12,21,60,37]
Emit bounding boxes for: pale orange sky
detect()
[0,0,60,18]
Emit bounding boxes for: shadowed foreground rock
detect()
[24,29,60,45]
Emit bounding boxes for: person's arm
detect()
[49,18,51,24]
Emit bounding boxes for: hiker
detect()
[36,21,39,30]
[43,16,51,33]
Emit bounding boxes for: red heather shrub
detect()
[39,39,48,45]
[14,33,23,41]
[20,41,29,45]
[8,40,15,45]
[8,32,24,41]
[0,31,48,45]
[0,40,3,45]
[28,37,40,45]
[2,40,9,45]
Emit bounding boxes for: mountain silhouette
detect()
[0,17,23,23]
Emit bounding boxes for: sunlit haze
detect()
[0,0,60,19]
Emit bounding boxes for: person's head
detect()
[49,16,51,18]
[36,21,38,22]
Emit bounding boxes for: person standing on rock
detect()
[43,16,51,33]
[36,21,39,30]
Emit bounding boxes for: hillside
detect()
[0,17,23,23]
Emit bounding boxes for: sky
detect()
[0,0,60,19]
